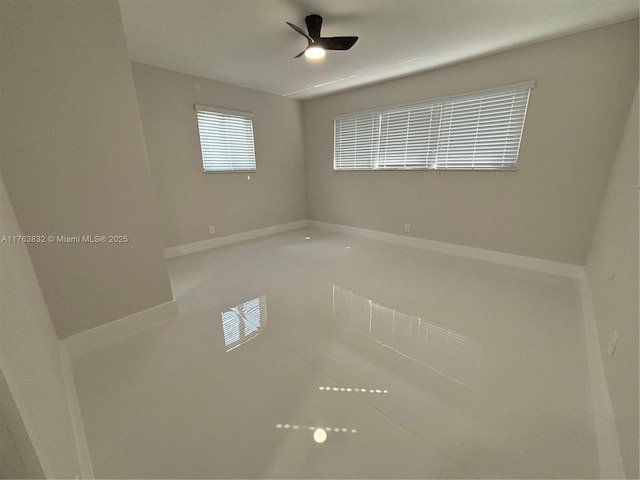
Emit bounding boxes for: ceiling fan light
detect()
[305,46,326,59]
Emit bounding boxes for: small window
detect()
[333,81,534,171]
[195,104,256,172]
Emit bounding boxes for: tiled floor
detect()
[71,228,599,478]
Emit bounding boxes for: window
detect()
[333,81,534,171]
[195,104,256,172]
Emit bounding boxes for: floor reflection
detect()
[71,229,598,479]
[318,386,389,394]
[333,285,480,386]
[221,295,267,352]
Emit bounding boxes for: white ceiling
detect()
[119,0,638,99]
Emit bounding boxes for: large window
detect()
[333,81,534,171]
[195,104,256,172]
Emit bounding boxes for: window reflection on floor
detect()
[333,285,480,386]
[221,295,267,352]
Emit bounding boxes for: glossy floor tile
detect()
[71,229,599,478]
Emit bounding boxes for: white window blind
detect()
[195,105,256,172]
[333,81,534,171]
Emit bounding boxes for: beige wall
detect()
[131,63,307,248]
[586,88,639,479]
[0,0,173,338]
[303,20,639,265]
[0,175,83,478]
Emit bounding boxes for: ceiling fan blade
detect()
[321,36,358,51]
[294,49,306,58]
[286,22,312,43]
[305,14,323,40]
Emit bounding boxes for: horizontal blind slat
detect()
[334,84,531,171]
[196,107,256,172]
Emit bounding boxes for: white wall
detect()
[0,0,174,338]
[0,175,85,478]
[131,63,307,248]
[586,88,639,479]
[303,20,638,265]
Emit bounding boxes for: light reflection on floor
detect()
[333,285,481,387]
[318,386,389,394]
[70,228,599,479]
[221,295,267,352]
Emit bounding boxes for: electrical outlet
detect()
[209,225,215,235]
[404,224,411,233]
[607,331,618,357]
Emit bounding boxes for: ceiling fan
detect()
[286,14,358,59]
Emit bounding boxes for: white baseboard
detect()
[579,273,624,479]
[164,220,308,259]
[308,220,584,278]
[163,219,583,279]
[59,344,94,479]
[63,300,179,359]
